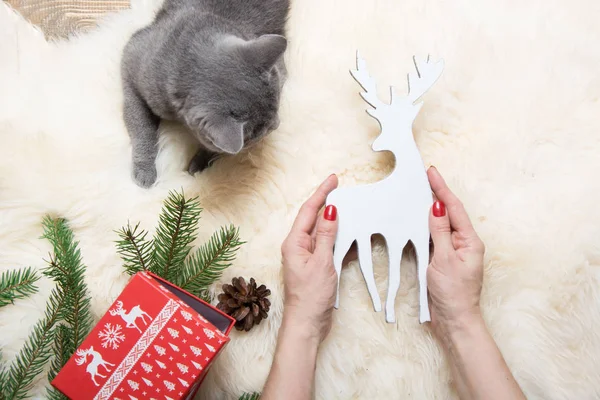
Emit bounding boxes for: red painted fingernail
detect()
[324,205,337,221]
[432,201,446,217]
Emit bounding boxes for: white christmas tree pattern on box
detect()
[154,345,166,356]
[142,377,153,387]
[127,380,139,391]
[189,346,202,357]
[180,310,193,322]
[177,363,189,374]
[141,362,153,373]
[203,328,215,340]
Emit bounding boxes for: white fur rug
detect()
[2,0,600,398]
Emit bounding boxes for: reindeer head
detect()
[75,348,91,365]
[109,300,124,316]
[350,52,444,153]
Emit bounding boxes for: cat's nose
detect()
[272,117,280,130]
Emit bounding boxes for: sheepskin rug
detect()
[1,0,600,398]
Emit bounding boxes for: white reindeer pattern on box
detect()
[75,346,116,386]
[109,300,151,333]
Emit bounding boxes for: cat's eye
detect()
[230,111,245,120]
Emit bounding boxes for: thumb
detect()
[429,200,454,254]
[314,204,339,257]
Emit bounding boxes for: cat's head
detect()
[181,34,287,155]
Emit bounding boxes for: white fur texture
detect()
[1,1,600,399]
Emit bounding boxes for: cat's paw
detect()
[187,150,217,175]
[132,162,158,188]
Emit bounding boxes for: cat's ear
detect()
[207,116,244,154]
[227,34,287,70]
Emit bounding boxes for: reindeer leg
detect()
[333,238,353,309]
[414,236,431,323]
[357,236,382,312]
[385,239,406,323]
[92,376,100,386]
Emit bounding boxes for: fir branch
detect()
[3,287,65,400]
[46,325,72,400]
[45,388,67,400]
[0,352,7,400]
[0,267,40,308]
[176,225,243,301]
[152,190,202,281]
[41,216,93,348]
[116,222,154,275]
[238,393,261,400]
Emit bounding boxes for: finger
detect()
[427,167,476,237]
[290,174,339,236]
[429,198,454,253]
[314,204,339,258]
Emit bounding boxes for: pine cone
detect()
[216,277,271,332]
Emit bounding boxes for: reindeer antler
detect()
[350,51,387,110]
[350,51,444,122]
[109,300,123,316]
[405,55,444,104]
[75,348,89,365]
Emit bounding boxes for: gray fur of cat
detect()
[121,0,290,188]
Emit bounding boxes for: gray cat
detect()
[121,0,290,188]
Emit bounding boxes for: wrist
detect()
[439,308,486,349]
[281,306,323,346]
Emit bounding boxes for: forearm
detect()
[261,314,320,400]
[444,315,526,400]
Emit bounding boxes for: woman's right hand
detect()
[426,167,527,400]
[426,167,486,344]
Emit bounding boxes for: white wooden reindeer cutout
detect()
[75,346,115,386]
[109,300,151,333]
[327,52,444,323]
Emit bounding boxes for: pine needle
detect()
[116,222,154,275]
[46,325,72,400]
[238,393,261,400]
[3,287,65,400]
[176,225,244,302]
[41,216,93,348]
[0,267,40,308]
[152,190,202,281]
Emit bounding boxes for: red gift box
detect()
[51,271,235,400]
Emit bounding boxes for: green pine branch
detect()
[238,393,261,400]
[3,287,65,400]
[41,216,92,348]
[116,222,154,276]
[2,216,92,400]
[0,268,40,308]
[0,352,7,400]
[46,325,72,400]
[152,190,202,281]
[176,225,244,302]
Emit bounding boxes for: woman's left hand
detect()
[280,174,339,343]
